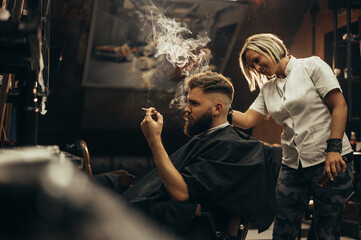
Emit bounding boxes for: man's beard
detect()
[183,108,213,137]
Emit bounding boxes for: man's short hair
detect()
[185,71,234,102]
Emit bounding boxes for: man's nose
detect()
[255,64,261,72]
[184,104,191,113]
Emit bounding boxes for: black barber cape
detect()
[122,126,276,237]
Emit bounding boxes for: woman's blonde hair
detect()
[239,33,288,91]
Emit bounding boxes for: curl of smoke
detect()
[169,80,187,110]
[139,0,212,110]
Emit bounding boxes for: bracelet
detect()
[325,138,342,153]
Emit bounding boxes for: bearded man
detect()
[121,71,276,240]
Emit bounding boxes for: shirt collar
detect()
[204,122,230,135]
[284,55,295,77]
[273,56,295,97]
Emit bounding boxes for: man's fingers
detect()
[140,119,148,130]
[144,107,157,119]
[157,112,163,125]
[195,204,202,216]
[142,109,163,128]
[145,109,152,117]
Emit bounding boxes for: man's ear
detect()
[213,102,223,116]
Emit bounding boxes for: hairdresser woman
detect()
[231,33,353,240]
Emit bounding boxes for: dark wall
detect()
[223,0,312,112]
[38,0,93,146]
[81,87,189,155]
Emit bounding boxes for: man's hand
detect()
[141,107,163,144]
[324,152,347,181]
[195,204,202,216]
[140,107,190,201]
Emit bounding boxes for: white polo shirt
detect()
[250,56,353,169]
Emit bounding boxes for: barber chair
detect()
[223,214,250,240]
[79,140,92,176]
[60,140,92,175]
[64,140,136,190]
[194,204,250,240]
[203,213,249,240]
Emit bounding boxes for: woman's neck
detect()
[275,56,290,78]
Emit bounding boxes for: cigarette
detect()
[142,108,149,111]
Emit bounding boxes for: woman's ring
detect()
[146,113,151,116]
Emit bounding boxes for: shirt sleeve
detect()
[307,56,342,99]
[249,90,270,117]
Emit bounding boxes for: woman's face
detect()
[244,49,277,77]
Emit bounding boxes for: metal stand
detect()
[0,0,49,146]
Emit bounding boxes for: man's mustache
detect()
[183,112,193,121]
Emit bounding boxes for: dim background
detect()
[37,0,361,177]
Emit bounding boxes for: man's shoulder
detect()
[209,126,259,144]
[216,125,253,138]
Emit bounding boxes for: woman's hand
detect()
[323,89,348,181]
[324,152,347,181]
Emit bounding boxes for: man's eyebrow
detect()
[188,99,198,104]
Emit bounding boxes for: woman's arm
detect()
[232,109,266,129]
[323,89,348,180]
[324,89,348,139]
